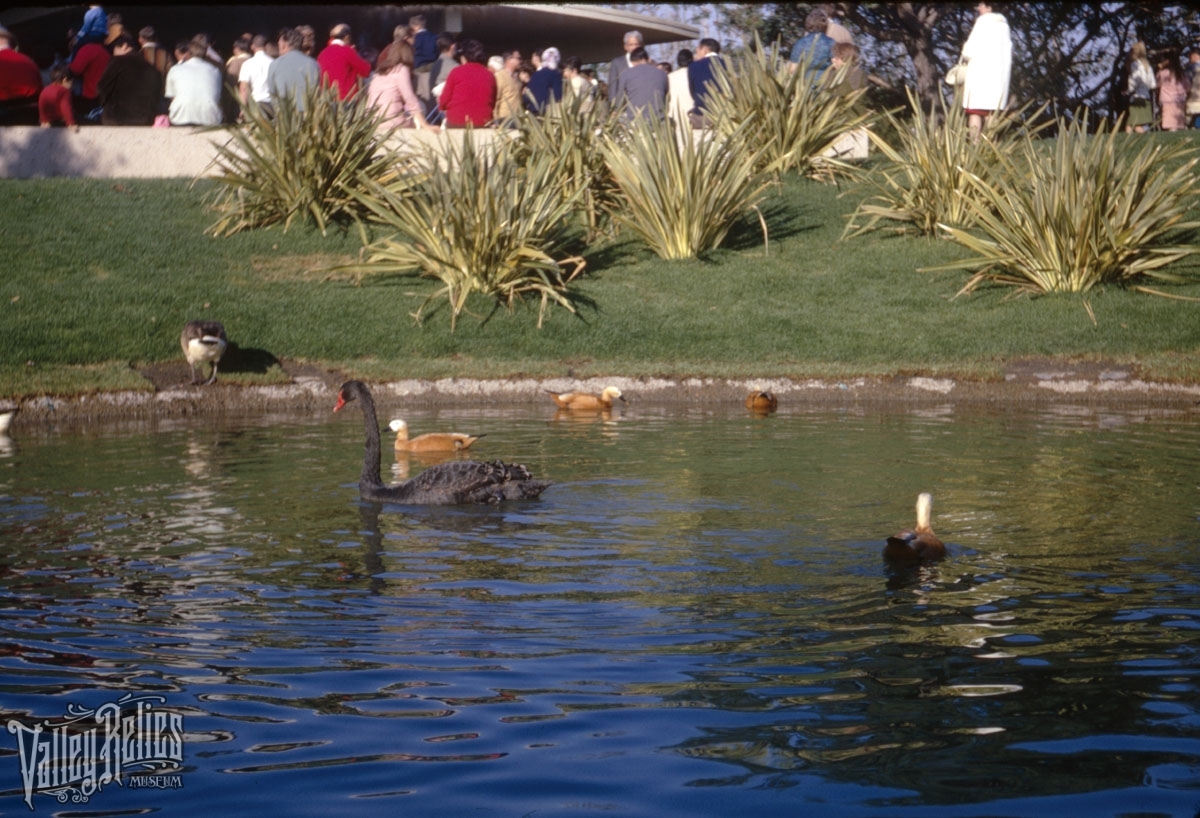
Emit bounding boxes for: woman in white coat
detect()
[960,2,1012,138]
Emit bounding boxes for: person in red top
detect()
[438,38,496,127]
[316,23,370,101]
[39,64,77,129]
[69,39,111,122]
[0,26,43,110]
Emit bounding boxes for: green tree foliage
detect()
[842,88,1039,239]
[708,3,1200,120]
[925,119,1200,297]
[600,116,774,260]
[339,131,588,330]
[702,36,874,179]
[205,83,399,236]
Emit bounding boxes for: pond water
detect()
[1,399,1198,817]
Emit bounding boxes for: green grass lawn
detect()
[3,169,1199,399]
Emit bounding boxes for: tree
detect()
[711,2,1200,120]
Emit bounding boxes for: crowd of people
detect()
[0,4,867,134]
[1125,40,1200,132]
[7,4,1198,138]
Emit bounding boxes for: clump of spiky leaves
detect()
[701,35,873,180]
[924,114,1200,297]
[205,82,399,236]
[509,87,624,240]
[599,115,775,260]
[842,88,1038,239]
[339,129,587,329]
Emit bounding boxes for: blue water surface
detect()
[0,401,1197,817]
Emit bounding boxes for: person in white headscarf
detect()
[959,1,1012,138]
[524,46,562,112]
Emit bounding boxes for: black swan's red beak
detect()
[333,393,349,413]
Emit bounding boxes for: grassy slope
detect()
[2,169,1199,398]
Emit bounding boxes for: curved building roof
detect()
[421,4,702,63]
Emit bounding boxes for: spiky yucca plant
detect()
[511,88,624,240]
[600,115,774,261]
[924,115,1200,296]
[701,36,873,179]
[340,130,586,329]
[205,83,399,236]
[842,88,1037,239]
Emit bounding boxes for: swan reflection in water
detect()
[392,448,468,480]
[551,408,615,424]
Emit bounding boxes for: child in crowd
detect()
[1155,55,1190,131]
[830,41,866,95]
[38,65,77,129]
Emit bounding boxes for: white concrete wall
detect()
[0,124,864,180]
[0,126,225,179]
[0,126,507,179]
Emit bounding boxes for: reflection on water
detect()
[0,403,1198,817]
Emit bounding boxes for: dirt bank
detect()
[2,357,1199,431]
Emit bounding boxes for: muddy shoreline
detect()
[4,358,1200,430]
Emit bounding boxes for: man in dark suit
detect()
[606,29,643,110]
[96,34,162,125]
[616,46,668,122]
[687,38,723,129]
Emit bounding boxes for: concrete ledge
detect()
[2,124,864,180]
[5,372,1200,429]
[0,125,508,179]
[1,126,228,179]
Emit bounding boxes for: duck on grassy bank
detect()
[181,320,227,385]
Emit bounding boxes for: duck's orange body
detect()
[390,420,484,453]
[884,493,946,563]
[745,391,778,412]
[546,386,626,410]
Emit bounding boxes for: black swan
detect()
[545,386,626,410]
[181,320,228,385]
[334,380,550,504]
[884,492,946,563]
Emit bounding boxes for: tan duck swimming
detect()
[884,493,946,563]
[545,386,627,410]
[389,419,485,453]
[745,391,778,412]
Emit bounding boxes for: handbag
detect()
[944,59,967,86]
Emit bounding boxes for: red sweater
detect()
[38,83,76,126]
[438,62,496,127]
[70,42,111,100]
[317,41,371,100]
[0,48,43,101]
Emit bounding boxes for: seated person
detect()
[39,64,77,129]
[164,37,222,126]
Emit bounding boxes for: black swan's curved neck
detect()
[349,382,385,491]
